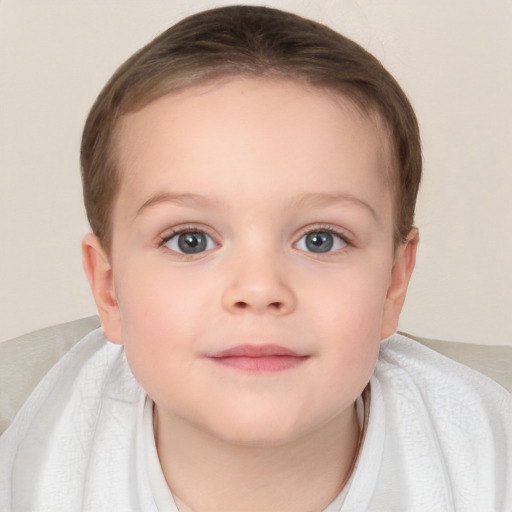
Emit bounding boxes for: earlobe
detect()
[381,229,419,339]
[82,234,123,344]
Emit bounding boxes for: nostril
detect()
[232,300,283,311]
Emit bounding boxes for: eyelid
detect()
[295,224,353,243]
[156,223,353,256]
[159,224,220,252]
[293,224,353,253]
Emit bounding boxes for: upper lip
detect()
[209,345,305,358]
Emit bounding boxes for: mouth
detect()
[207,345,309,373]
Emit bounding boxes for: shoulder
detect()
[367,333,512,509]
[0,329,151,511]
[344,334,512,510]
[0,316,101,434]
[379,333,511,399]
[0,326,133,442]
[376,333,511,429]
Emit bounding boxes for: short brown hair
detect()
[81,5,421,252]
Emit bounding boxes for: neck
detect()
[154,403,361,512]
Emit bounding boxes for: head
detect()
[81,6,421,447]
[81,5,421,254]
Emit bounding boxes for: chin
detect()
[218,427,305,448]
[207,410,315,448]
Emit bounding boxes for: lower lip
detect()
[210,355,308,373]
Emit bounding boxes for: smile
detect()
[208,345,310,373]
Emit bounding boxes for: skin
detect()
[83,78,417,512]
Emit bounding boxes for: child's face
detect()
[85,78,415,445]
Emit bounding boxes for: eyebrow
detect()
[289,192,379,221]
[136,192,218,216]
[136,190,379,221]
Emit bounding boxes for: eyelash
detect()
[159,226,206,243]
[158,226,218,256]
[295,225,353,251]
[158,224,353,255]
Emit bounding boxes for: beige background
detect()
[1,0,511,345]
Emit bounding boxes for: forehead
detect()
[112,78,393,220]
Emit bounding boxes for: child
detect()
[1,5,510,511]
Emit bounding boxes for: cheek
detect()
[302,258,391,331]
[301,260,390,383]
[116,258,210,328]
[112,262,206,376]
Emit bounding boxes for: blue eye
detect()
[163,231,217,254]
[295,230,347,253]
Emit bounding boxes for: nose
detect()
[221,254,297,315]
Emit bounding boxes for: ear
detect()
[82,233,122,344]
[380,229,419,339]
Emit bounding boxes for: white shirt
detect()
[1,329,510,511]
